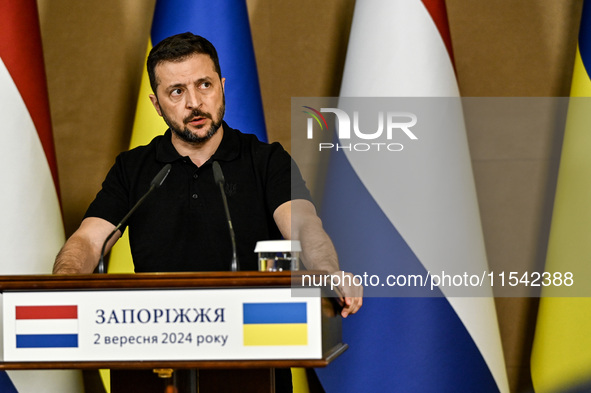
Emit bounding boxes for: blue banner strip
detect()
[243,303,307,324]
[16,334,78,348]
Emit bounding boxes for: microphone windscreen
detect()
[150,164,172,188]
[212,161,225,185]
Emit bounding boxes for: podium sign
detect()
[0,272,346,372]
[1,287,323,362]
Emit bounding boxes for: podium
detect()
[0,272,346,392]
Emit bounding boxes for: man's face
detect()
[150,54,226,144]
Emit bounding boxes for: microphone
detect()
[97,164,172,274]
[212,161,239,272]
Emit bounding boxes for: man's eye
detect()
[200,82,211,89]
[171,88,182,96]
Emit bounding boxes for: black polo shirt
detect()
[85,122,312,272]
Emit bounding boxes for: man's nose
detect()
[185,88,202,109]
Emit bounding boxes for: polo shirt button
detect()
[192,194,198,199]
[193,173,198,179]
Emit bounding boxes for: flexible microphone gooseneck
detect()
[212,161,239,272]
[97,164,172,274]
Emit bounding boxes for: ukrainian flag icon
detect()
[243,303,308,346]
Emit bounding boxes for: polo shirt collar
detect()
[156,121,240,164]
[211,122,240,162]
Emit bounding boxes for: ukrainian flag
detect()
[531,2,591,392]
[108,0,267,273]
[108,0,266,273]
[243,303,308,346]
[101,1,268,390]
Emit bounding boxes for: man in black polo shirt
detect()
[53,33,362,315]
[54,31,362,393]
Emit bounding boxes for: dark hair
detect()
[147,32,222,94]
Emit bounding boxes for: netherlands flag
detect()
[15,306,78,349]
[315,0,510,392]
[0,0,83,391]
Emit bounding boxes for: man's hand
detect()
[333,271,363,318]
[274,200,364,317]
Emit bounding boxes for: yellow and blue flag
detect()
[531,2,591,392]
[102,1,269,390]
[243,303,308,346]
[108,0,267,273]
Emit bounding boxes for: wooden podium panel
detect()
[0,272,346,392]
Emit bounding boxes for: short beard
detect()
[163,100,226,145]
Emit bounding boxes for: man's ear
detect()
[149,94,163,116]
[221,77,225,92]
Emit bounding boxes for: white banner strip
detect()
[15,320,78,335]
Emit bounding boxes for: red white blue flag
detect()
[0,0,83,391]
[315,1,509,392]
[15,306,78,349]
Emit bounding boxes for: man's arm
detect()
[273,199,362,317]
[53,217,120,274]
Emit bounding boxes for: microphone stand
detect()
[212,161,239,272]
[97,164,171,274]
